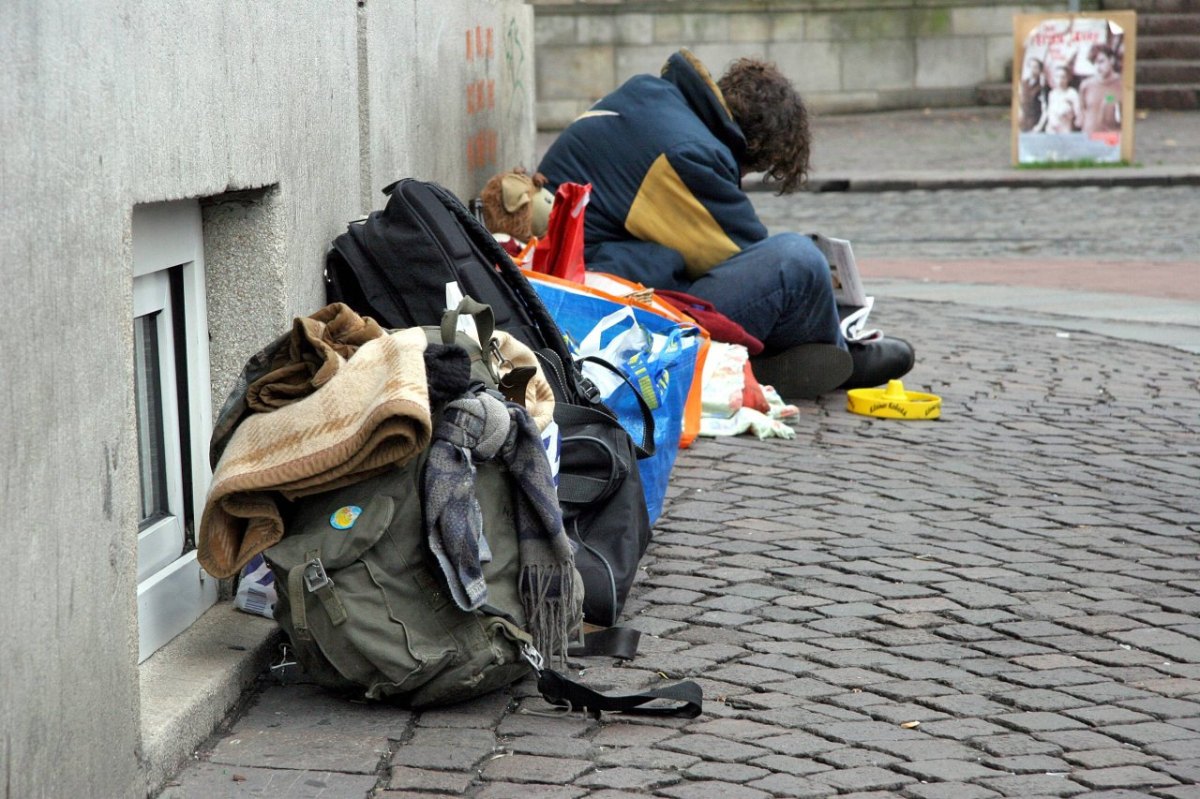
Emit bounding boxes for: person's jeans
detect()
[687,233,845,354]
[587,232,844,354]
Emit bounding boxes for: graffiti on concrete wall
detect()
[503,17,528,128]
[465,24,497,173]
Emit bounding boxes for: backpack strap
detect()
[515,640,701,719]
[536,668,702,720]
[287,553,348,641]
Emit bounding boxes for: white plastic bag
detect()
[234,554,277,619]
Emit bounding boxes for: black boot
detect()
[750,343,853,400]
[842,336,915,389]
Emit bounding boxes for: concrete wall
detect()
[531,0,1076,129]
[0,1,534,797]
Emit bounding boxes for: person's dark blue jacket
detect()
[538,50,769,287]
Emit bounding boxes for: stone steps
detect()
[1139,35,1200,59]
[978,3,1200,109]
[1106,0,1200,11]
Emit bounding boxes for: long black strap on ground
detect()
[537,668,703,720]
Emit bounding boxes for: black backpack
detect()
[325,179,653,627]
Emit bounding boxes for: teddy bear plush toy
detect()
[479,168,554,245]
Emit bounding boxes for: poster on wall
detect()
[1012,11,1136,166]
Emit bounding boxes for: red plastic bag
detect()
[532,182,590,283]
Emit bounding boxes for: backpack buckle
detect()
[303,558,332,593]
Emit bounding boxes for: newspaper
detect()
[810,233,878,343]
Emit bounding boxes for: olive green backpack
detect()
[263,301,702,715]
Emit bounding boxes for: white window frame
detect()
[132,200,217,663]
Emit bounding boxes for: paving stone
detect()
[1117,697,1200,719]
[157,764,380,799]
[416,690,513,727]
[656,780,773,799]
[683,762,772,782]
[479,754,593,784]
[865,702,951,725]
[745,772,832,797]
[684,718,785,740]
[984,754,1075,774]
[974,734,1064,757]
[816,747,903,769]
[683,643,750,662]
[937,622,1005,641]
[208,685,405,773]
[816,602,892,618]
[1156,758,1200,783]
[1136,678,1200,697]
[706,664,798,686]
[812,765,917,792]
[765,677,842,698]
[388,766,476,793]
[994,712,1089,733]
[589,723,680,747]
[1069,765,1179,789]
[892,756,1009,782]
[755,731,841,757]
[818,720,928,744]
[970,639,1060,658]
[573,766,680,791]
[1105,722,1200,746]
[473,785,588,799]
[749,753,832,776]
[1000,689,1092,712]
[1065,791,1168,799]
[1006,670,1108,688]
[507,735,594,758]
[497,713,597,738]
[1036,729,1128,753]
[1061,682,1155,703]
[812,667,897,687]
[862,738,982,761]
[921,693,1010,716]
[1060,748,1159,769]
[918,718,1010,740]
[696,610,761,626]
[872,680,960,700]
[901,782,1003,799]
[593,746,700,770]
[826,691,895,711]
[1157,787,1200,799]
[1063,707,1156,727]
[658,733,772,762]
[977,773,1089,796]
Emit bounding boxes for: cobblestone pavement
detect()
[162,166,1199,797]
[805,107,1200,175]
[162,293,1200,799]
[755,186,1200,263]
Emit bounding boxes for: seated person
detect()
[537,49,914,398]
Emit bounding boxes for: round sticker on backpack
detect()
[330,505,363,530]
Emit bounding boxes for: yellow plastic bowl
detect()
[847,379,941,420]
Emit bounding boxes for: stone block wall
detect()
[530,1,1076,128]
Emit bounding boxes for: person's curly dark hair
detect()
[718,58,811,194]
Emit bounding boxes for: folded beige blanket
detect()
[198,327,431,578]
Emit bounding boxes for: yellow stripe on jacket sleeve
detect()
[625,154,740,280]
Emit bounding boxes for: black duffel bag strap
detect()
[577,355,656,459]
[537,668,702,720]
